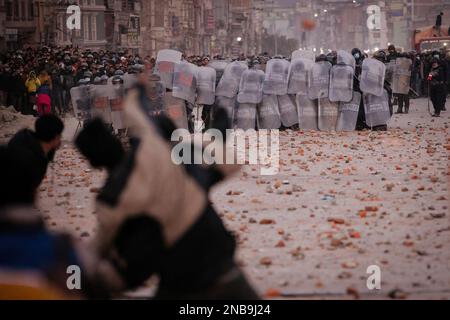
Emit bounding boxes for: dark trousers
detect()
[154,265,259,300]
[52,90,64,114]
[430,83,446,115]
[396,94,410,113]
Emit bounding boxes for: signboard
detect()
[128,15,140,46]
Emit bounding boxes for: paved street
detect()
[2,97,448,299]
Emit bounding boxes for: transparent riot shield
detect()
[385,61,396,86]
[291,50,316,62]
[139,74,166,121]
[329,65,354,103]
[296,94,318,131]
[360,58,386,97]
[173,61,198,105]
[155,49,182,90]
[329,50,355,103]
[237,69,265,104]
[288,58,314,95]
[123,73,138,91]
[196,66,216,106]
[257,94,281,129]
[262,59,290,95]
[392,57,412,95]
[277,94,298,127]
[336,50,356,69]
[308,61,332,100]
[70,85,94,122]
[207,60,229,87]
[92,84,112,124]
[109,83,126,130]
[363,90,391,128]
[318,99,338,131]
[163,93,188,130]
[216,61,247,98]
[235,103,257,130]
[336,91,361,132]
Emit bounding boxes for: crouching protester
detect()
[0,146,112,299]
[74,82,259,299]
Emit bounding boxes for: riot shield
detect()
[336,91,361,132]
[360,58,386,97]
[123,73,138,91]
[215,96,237,127]
[363,90,391,128]
[336,50,356,69]
[288,58,314,95]
[216,61,247,98]
[329,65,354,103]
[109,83,126,130]
[262,59,290,95]
[173,61,198,105]
[207,60,229,87]
[139,74,166,120]
[385,61,395,86]
[308,61,332,100]
[163,93,188,130]
[70,85,93,121]
[292,50,315,62]
[318,99,338,131]
[392,57,412,95]
[237,69,265,104]
[257,94,281,129]
[296,94,318,131]
[196,66,216,105]
[91,84,112,124]
[277,94,298,127]
[235,103,257,130]
[155,49,182,90]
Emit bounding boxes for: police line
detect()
[71,49,412,132]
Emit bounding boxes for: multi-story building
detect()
[0,0,6,51]
[2,0,41,50]
[140,0,214,57]
[1,0,117,51]
[104,0,142,53]
[54,0,107,50]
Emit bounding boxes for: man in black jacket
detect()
[7,114,64,189]
[428,58,447,117]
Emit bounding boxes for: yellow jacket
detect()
[25,78,41,93]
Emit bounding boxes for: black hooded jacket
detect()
[7,129,49,189]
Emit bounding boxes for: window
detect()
[154,2,164,27]
[14,0,19,20]
[91,15,97,41]
[21,1,26,20]
[6,1,12,21]
[83,15,90,40]
[28,0,33,20]
[122,0,134,11]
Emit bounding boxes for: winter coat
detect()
[25,77,41,93]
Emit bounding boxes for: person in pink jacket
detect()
[36,79,52,116]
